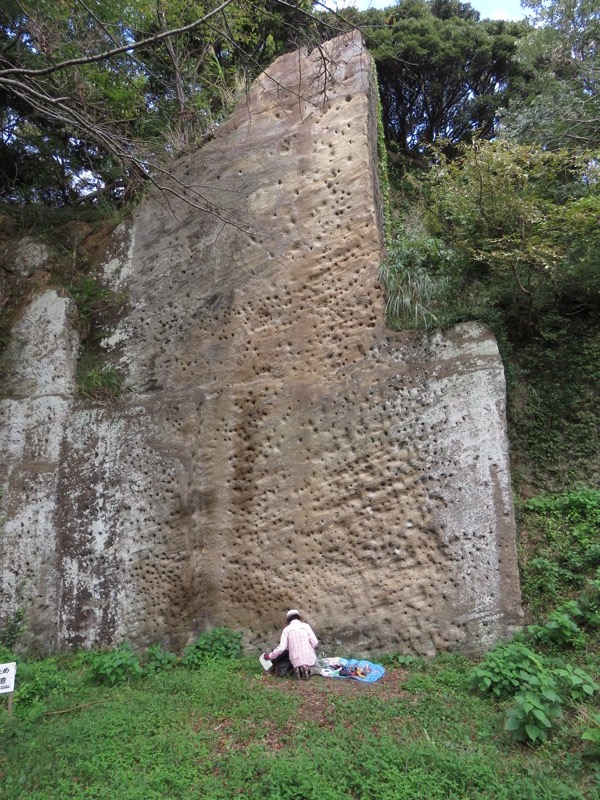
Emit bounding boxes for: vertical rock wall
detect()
[0,33,522,655]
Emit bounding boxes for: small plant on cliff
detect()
[77,361,123,402]
[181,627,242,668]
[378,229,453,329]
[88,643,143,685]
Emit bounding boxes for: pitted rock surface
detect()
[0,33,522,655]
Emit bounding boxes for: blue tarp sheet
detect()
[319,657,385,683]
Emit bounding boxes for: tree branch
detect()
[0,0,238,78]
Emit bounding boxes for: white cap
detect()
[286,609,300,619]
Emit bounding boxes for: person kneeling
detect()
[263,609,319,680]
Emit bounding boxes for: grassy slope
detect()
[1,656,598,800]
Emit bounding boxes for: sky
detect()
[334,0,528,20]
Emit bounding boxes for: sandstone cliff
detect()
[0,33,522,655]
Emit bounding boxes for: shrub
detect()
[526,602,587,649]
[550,664,598,704]
[14,658,69,706]
[468,642,548,699]
[88,644,143,685]
[505,687,564,744]
[382,653,418,668]
[143,643,178,674]
[471,637,598,745]
[0,609,25,650]
[181,627,242,668]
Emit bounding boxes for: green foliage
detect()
[67,276,110,328]
[551,663,598,704]
[77,362,123,402]
[577,578,600,627]
[519,489,600,612]
[143,643,178,674]
[14,658,69,706]
[581,712,600,757]
[362,1,529,162]
[511,328,600,488]
[181,626,242,668]
[0,644,16,664]
[470,629,599,745]
[0,0,316,204]
[504,0,600,151]
[526,602,587,648]
[381,652,418,667]
[88,644,143,686]
[54,273,128,402]
[0,608,25,650]
[1,654,595,799]
[426,142,600,336]
[378,228,454,327]
[469,641,549,699]
[505,687,564,744]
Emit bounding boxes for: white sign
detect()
[0,662,16,693]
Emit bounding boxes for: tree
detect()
[363,0,529,163]
[501,0,600,149]
[0,0,315,205]
[426,141,600,332]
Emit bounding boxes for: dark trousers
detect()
[270,650,293,677]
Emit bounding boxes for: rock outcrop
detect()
[0,32,522,655]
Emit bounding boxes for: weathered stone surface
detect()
[0,33,522,655]
[0,236,54,276]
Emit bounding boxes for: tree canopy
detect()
[501,0,600,149]
[363,0,530,162]
[0,0,315,205]
[379,0,600,343]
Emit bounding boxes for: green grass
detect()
[1,655,598,800]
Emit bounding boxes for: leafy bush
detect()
[14,658,69,705]
[381,652,418,668]
[88,644,143,685]
[505,687,564,744]
[143,643,178,674]
[520,489,600,611]
[471,635,598,745]
[526,602,587,648]
[0,609,25,650]
[468,642,548,699]
[551,664,598,704]
[582,712,600,757]
[181,627,242,668]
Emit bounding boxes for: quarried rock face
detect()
[0,33,522,655]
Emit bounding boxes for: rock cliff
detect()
[0,32,522,655]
